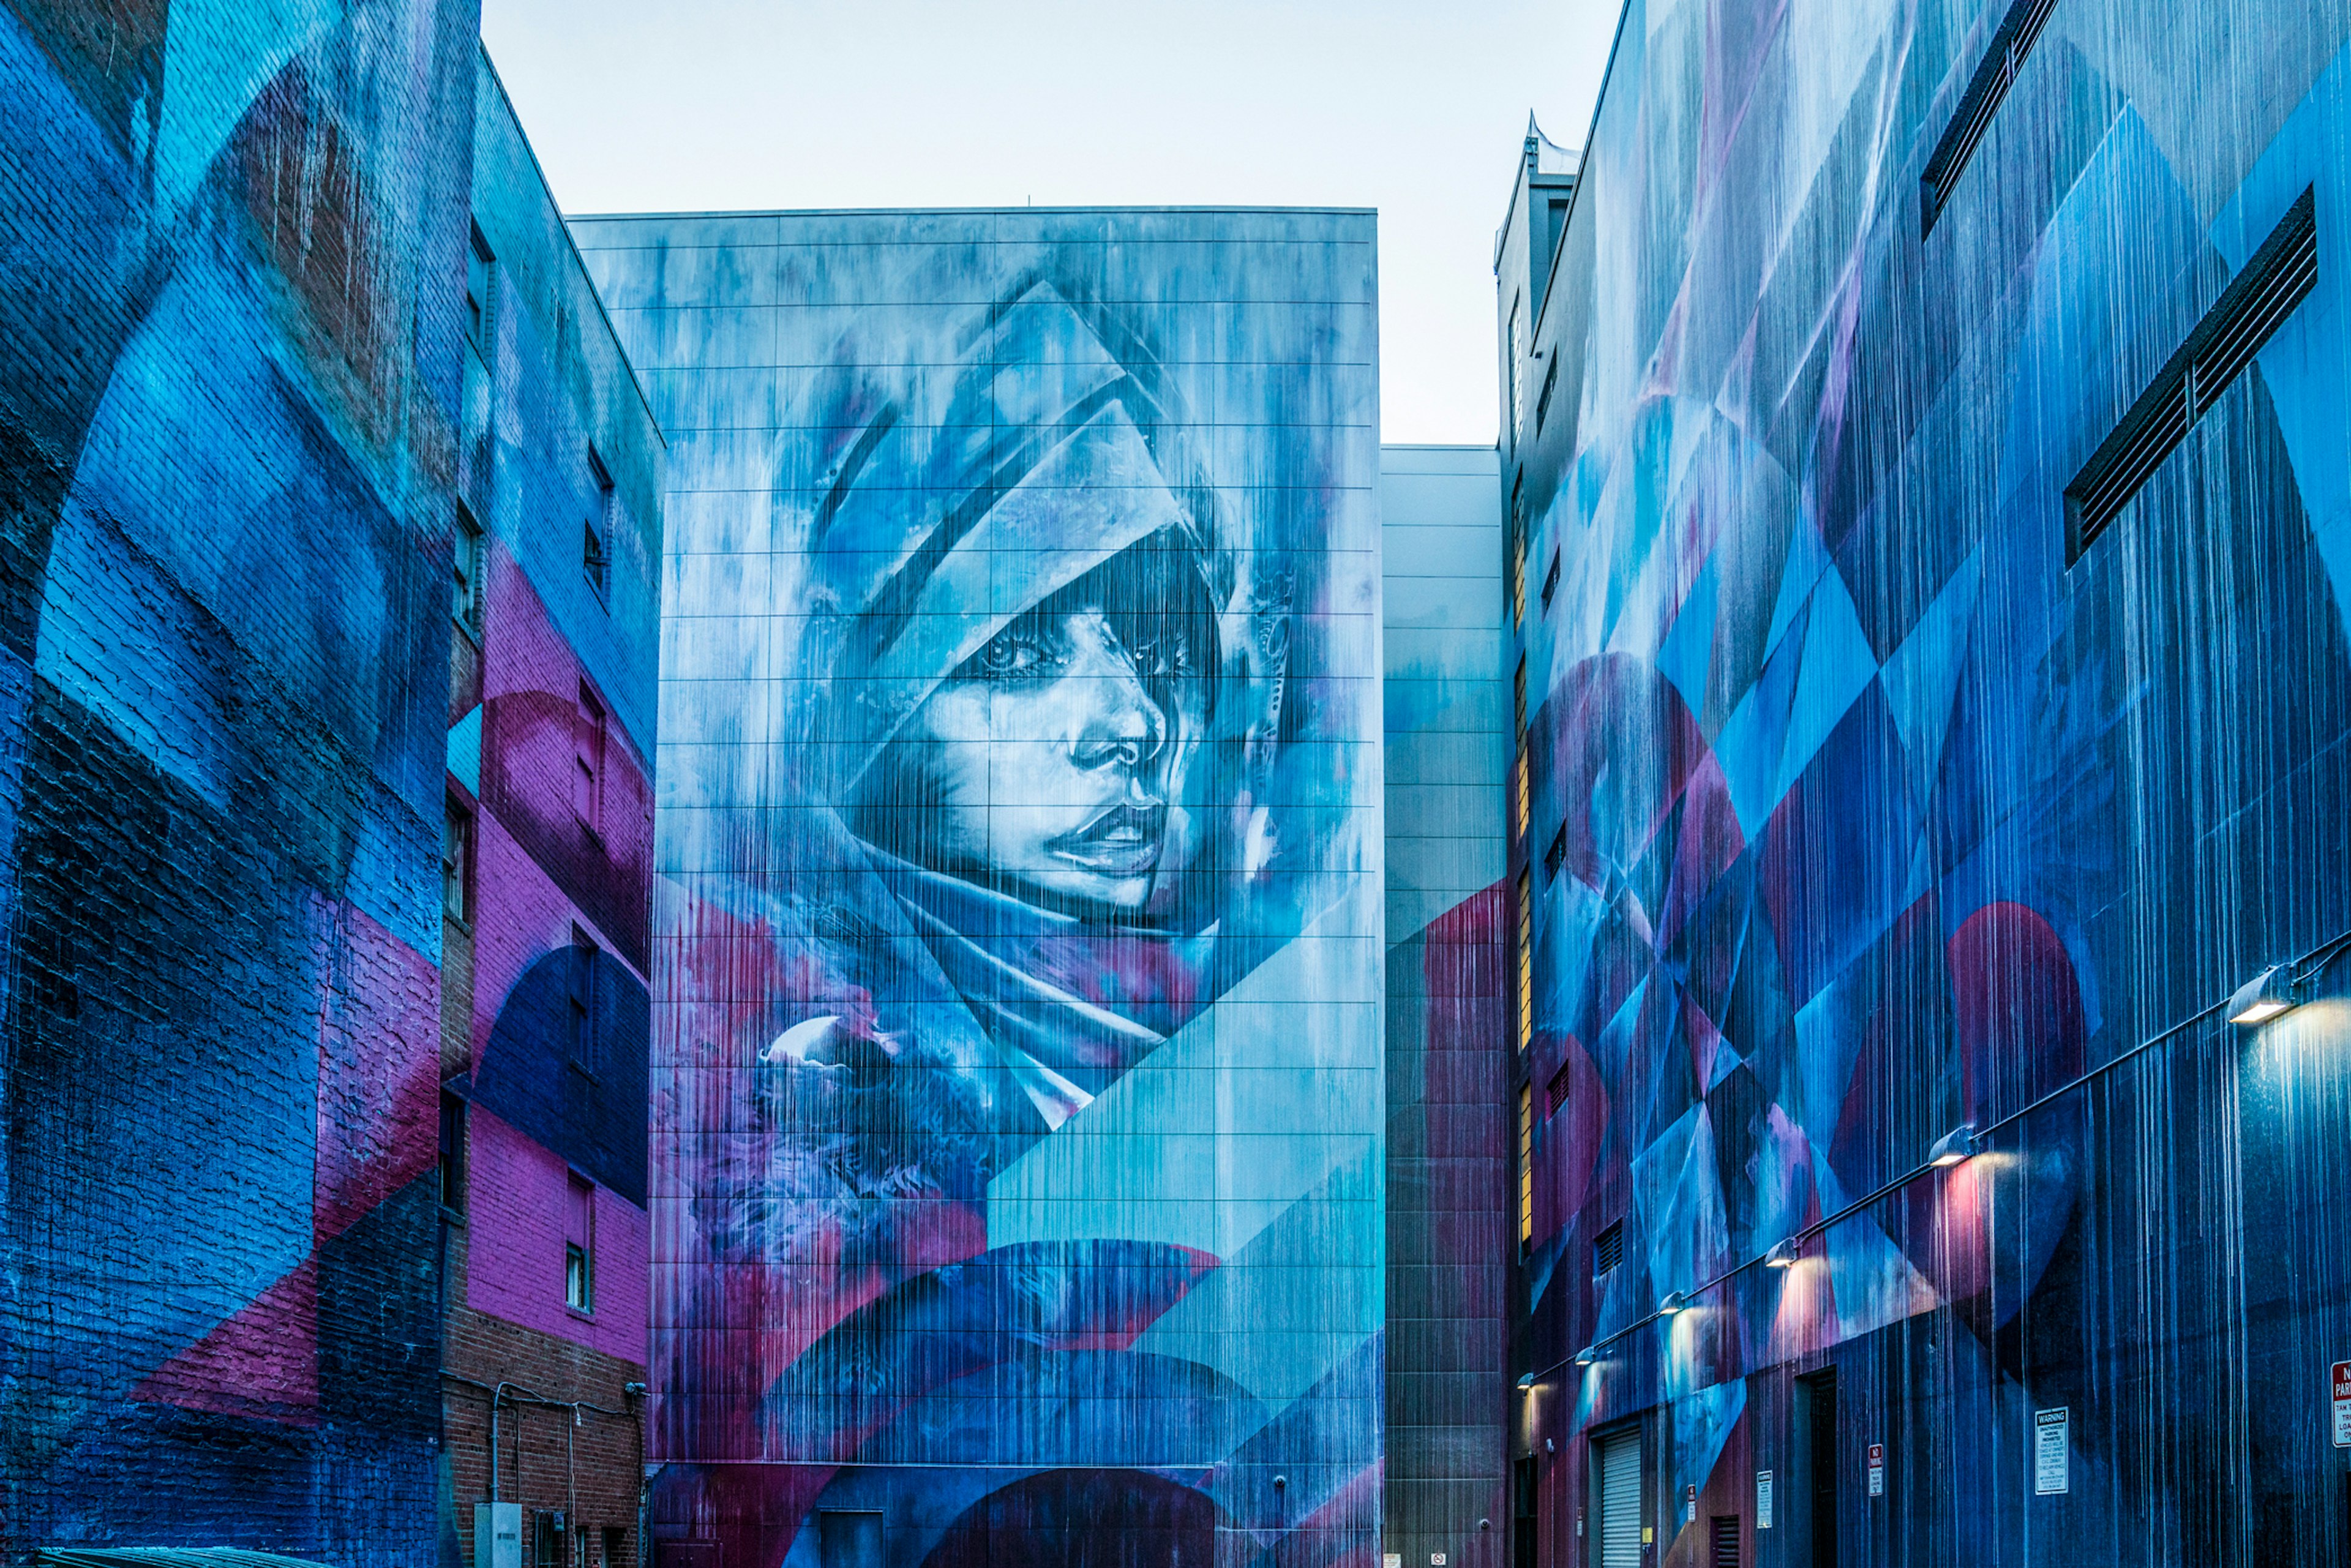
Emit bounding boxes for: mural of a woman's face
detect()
[853,543,1215,918]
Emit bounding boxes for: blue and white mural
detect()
[574,210,1383,1568]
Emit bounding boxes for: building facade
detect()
[570,207,1384,1568]
[439,53,665,1568]
[1379,446,1512,1568]
[0,0,481,1556]
[1498,1,2351,1566]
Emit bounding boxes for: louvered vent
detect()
[2066,187,2318,560]
[1546,1059,1572,1117]
[1711,1515,1741,1568]
[1920,0,2061,236]
[1594,1219,1624,1276]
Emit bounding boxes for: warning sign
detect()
[2332,1360,2351,1447]
[1867,1442,1884,1497]
[1756,1471,1774,1529]
[2034,1407,2069,1495]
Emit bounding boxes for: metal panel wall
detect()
[574,208,1384,1568]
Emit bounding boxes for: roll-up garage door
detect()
[1595,1427,1644,1568]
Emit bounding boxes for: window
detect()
[1546,1058,1572,1118]
[601,1529,627,1568]
[532,1512,566,1568]
[584,445,615,601]
[1594,1218,1624,1276]
[1514,656,1528,737]
[1516,1081,1534,1253]
[443,800,473,922]
[1508,474,1527,626]
[575,683,607,837]
[569,926,600,1076]
[819,1512,884,1568]
[1506,295,1523,446]
[1535,352,1560,432]
[1515,868,1532,1057]
[438,1091,466,1214]
[466,224,495,350]
[454,500,484,633]
[565,1172,595,1312]
[2066,187,2319,560]
[1513,659,1531,844]
[1540,545,1561,610]
[1919,0,2061,236]
[1543,824,1567,882]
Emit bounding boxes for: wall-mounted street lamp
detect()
[1927,1123,1979,1168]
[1517,1371,1536,1389]
[1656,1291,1689,1316]
[1762,1237,1799,1269]
[1572,1344,1596,1365]
[2227,964,2298,1026]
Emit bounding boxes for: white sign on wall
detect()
[2034,1407,2069,1495]
[1756,1470,1774,1529]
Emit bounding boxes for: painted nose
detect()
[1070,645,1164,771]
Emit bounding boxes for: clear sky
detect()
[478,0,1621,446]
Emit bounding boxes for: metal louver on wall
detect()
[2066,187,2319,560]
[1919,0,2061,234]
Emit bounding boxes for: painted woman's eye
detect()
[978,632,1050,677]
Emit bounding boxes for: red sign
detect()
[2332,1360,2350,1447]
[1867,1441,1885,1497]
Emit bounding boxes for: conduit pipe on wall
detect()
[1520,923,2351,1387]
[444,1373,640,1508]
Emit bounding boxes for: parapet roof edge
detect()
[565,204,1381,222]
[477,43,667,451]
[1526,0,1637,344]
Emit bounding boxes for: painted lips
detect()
[1049,801,1167,879]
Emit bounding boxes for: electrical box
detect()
[477,1502,523,1568]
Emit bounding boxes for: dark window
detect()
[1514,656,1528,737]
[1540,544,1561,609]
[569,926,600,1075]
[1507,295,1524,444]
[438,1091,466,1214]
[602,1529,628,1568]
[565,1172,595,1312]
[1543,824,1567,882]
[466,224,495,349]
[584,444,615,601]
[454,500,484,632]
[2066,187,2319,559]
[1594,1219,1624,1276]
[1546,1059,1572,1118]
[1535,353,1561,432]
[1919,0,2061,235]
[575,683,608,837]
[443,800,473,923]
[533,1512,566,1568]
[1711,1515,1741,1568]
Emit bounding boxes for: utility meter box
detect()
[476,1502,523,1568]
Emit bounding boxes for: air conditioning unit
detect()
[477,1503,523,1568]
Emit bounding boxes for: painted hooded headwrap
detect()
[811,275,1232,803]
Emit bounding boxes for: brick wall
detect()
[444,1226,647,1568]
[1,0,480,1558]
